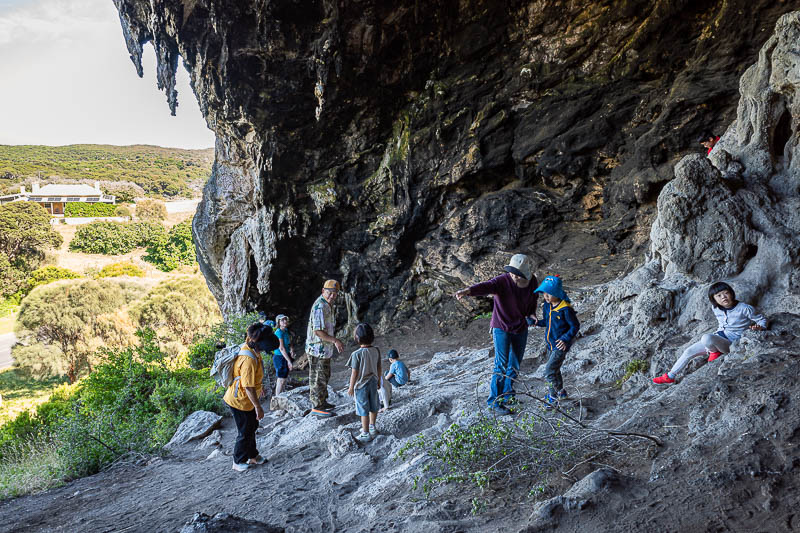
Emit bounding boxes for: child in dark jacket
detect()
[532,275,580,408]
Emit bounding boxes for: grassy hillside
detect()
[0,144,214,198]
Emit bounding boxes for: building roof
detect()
[35,184,102,196]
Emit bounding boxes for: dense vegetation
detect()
[143,220,196,271]
[69,221,165,255]
[0,203,63,300]
[134,199,166,221]
[96,262,145,278]
[64,202,117,217]
[0,144,213,197]
[22,267,81,297]
[131,276,221,353]
[0,330,223,499]
[1,308,259,499]
[16,279,147,383]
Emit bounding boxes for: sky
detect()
[0,0,215,149]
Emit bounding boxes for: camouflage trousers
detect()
[308,355,332,408]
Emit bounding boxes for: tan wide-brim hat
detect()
[504,254,533,280]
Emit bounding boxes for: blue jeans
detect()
[488,328,528,406]
[545,349,566,396]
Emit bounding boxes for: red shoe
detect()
[652,373,675,384]
[707,351,722,362]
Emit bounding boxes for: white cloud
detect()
[0,0,215,149]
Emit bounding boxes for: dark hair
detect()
[708,282,736,308]
[246,322,279,352]
[354,323,375,345]
[387,349,399,360]
[698,131,716,143]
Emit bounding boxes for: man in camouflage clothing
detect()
[305,279,344,417]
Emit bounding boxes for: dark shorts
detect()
[354,377,379,416]
[273,355,289,379]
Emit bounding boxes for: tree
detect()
[0,202,63,298]
[130,276,220,347]
[143,219,196,271]
[135,199,167,221]
[16,279,145,383]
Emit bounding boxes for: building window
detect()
[30,197,43,201]
[86,197,100,202]
[66,197,81,202]
[47,197,60,202]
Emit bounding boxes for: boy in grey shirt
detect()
[347,323,382,441]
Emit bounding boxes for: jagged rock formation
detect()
[112,0,796,328]
[1,7,786,532]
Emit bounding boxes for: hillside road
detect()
[0,333,15,370]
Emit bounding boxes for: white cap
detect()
[504,254,533,280]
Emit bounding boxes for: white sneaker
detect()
[356,432,372,442]
[369,424,378,437]
[232,461,250,472]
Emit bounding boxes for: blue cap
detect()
[534,275,569,301]
[387,349,399,359]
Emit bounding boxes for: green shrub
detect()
[0,329,224,496]
[64,202,116,217]
[0,202,63,298]
[0,297,19,318]
[187,312,261,369]
[16,279,146,383]
[114,205,131,218]
[130,276,220,346]
[143,219,196,272]
[23,266,80,296]
[96,262,144,278]
[613,359,649,389]
[11,343,66,381]
[135,199,167,221]
[69,221,166,255]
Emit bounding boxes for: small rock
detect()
[323,427,358,458]
[196,430,222,450]
[166,411,223,449]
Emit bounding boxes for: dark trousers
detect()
[545,348,567,396]
[229,405,258,464]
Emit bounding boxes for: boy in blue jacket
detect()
[532,275,580,408]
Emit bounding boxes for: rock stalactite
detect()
[113,0,796,329]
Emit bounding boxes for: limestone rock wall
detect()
[112,0,795,329]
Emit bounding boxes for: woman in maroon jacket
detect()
[455,254,538,415]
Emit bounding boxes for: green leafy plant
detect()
[187,311,261,369]
[0,202,63,298]
[143,219,196,271]
[69,221,166,255]
[22,266,81,297]
[64,202,116,217]
[613,359,649,389]
[95,262,144,278]
[0,329,224,498]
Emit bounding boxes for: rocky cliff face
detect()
[113,0,794,328]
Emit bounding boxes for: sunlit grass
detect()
[0,369,65,426]
[0,436,66,499]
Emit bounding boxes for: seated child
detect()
[347,323,382,442]
[653,282,766,384]
[533,275,580,408]
[379,349,410,412]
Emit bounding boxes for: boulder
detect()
[165,411,223,449]
[179,512,283,533]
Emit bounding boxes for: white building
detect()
[0,182,115,216]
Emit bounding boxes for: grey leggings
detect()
[668,333,732,378]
